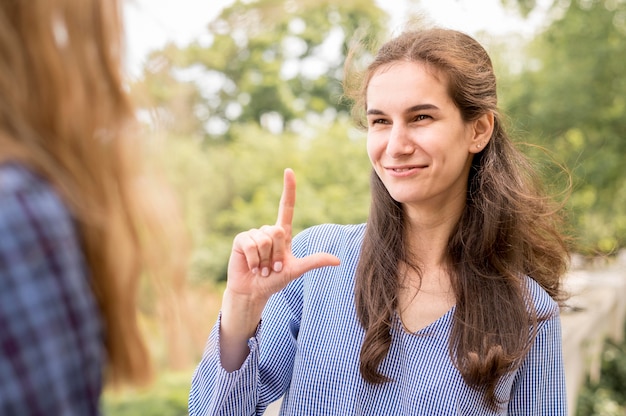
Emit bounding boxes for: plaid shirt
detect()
[0,163,104,415]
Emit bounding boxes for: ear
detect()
[469,112,495,154]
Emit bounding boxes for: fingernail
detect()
[273,262,283,272]
[261,267,270,277]
[252,267,259,275]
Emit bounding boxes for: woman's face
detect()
[366,61,483,215]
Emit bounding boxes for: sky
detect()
[123,0,548,77]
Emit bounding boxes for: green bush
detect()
[103,372,191,416]
[576,323,626,415]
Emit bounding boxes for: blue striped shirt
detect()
[189,223,567,415]
[0,163,104,415]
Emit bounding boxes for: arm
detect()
[188,169,339,416]
[0,166,104,415]
[507,311,567,415]
[220,169,339,371]
[188,279,302,416]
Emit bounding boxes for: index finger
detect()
[276,168,296,235]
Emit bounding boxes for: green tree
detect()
[130,0,387,282]
[502,0,626,254]
[576,320,626,415]
[162,118,370,283]
[137,0,388,142]
[499,0,541,16]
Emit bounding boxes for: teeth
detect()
[393,168,411,172]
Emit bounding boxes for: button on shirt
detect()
[189,223,567,415]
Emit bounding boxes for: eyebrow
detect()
[366,103,440,116]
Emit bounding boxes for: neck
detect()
[402,201,463,270]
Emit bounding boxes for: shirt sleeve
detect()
[188,314,262,416]
[507,310,568,415]
[0,165,104,416]
[188,228,311,416]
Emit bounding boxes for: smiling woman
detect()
[188,27,570,416]
[365,61,492,217]
[364,60,494,335]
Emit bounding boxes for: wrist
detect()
[221,288,266,339]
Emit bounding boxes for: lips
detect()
[384,164,428,177]
[386,165,427,172]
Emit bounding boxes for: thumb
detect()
[289,253,340,279]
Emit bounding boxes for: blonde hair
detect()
[0,0,187,386]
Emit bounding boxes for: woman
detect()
[189,28,569,415]
[0,1,185,414]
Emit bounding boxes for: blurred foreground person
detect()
[0,1,186,414]
[189,28,570,415]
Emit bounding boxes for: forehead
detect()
[373,59,443,77]
[366,61,452,107]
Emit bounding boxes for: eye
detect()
[369,118,389,126]
[412,114,431,122]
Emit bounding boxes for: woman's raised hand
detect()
[219,169,340,372]
[226,168,340,303]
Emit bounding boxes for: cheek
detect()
[366,138,374,162]
[366,133,383,161]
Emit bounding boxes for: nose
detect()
[386,123,414,158]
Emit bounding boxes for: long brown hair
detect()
[347,28,569,408]
[0,0,186,386]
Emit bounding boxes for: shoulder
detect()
[0,165,103,413]
[1,162,48,194]
[292,223,366,256]
[0,162,83,285]
[523,275,560,319]
[0,163,74,234]
[0,162,94,320]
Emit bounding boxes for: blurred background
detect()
[107,0,626,414]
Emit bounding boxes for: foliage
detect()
[132,0,384,282]
[103,371,191,416]
[135,0,388,142]
[576,321,626,415]
[133,0,626,272]
[156,118,370,283]
[500,0,540,16]
[501,0,626,254]
[118,0,626,412]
